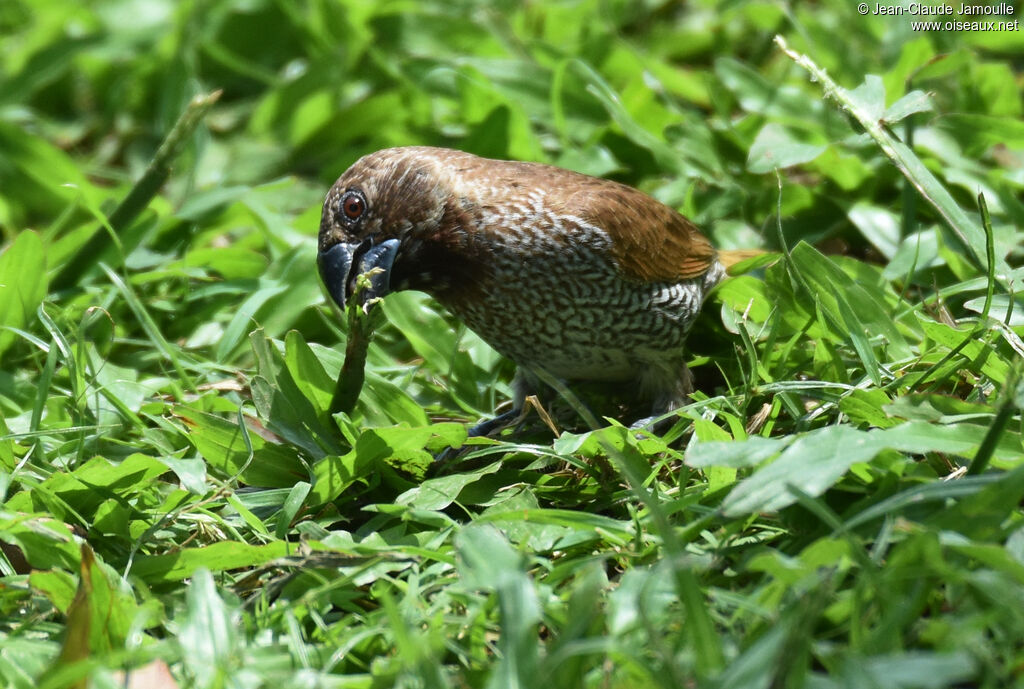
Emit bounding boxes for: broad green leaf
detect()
[686,435,794,470]
[747,123,826,173]
[157,455,207,495]
[569,59,686,174]
[359,372,431,427]
[175,186,251,221]
[0,514,79,571]
[697,419,1021,475]
[182,246,268,280]
[477,507,634,547]
[840,389,898,428]
[883,90,933,124]
[884,422,1023,465]
[917,315,1009,384]
[480,490,579,551]
[43,547,94,687]
[722,425,891,516]
[30,569,77,613]
[4,453,167,519]
[791,242,911,359]
[396,462,503,511]
[179,569,239,687]
[847,651,975,689]
[714,57,822,122]
[284,330,335,417]
[0,231,47,361]
[42,544,149,689]
[715,275,774,330]
[381,292,457,370]
[882,229,943,281]
[250,329,343,457]
[963,295,1024,326]
[275,481,311,539]
[848,203,900,259]
[847,73,886,122]
[885,394,996,424]
[308,449,376,504]
[175,405,307,487]
[131,541,291,582]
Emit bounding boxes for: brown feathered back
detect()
[561,177,716,282]
[423,148,718,284]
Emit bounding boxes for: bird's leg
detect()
[431,368,535,467]
[434,365,596,469]
[431,406,521,471]
[461,366,534,437]
[466,408,522,437]
[629,411,676,432]
[629,361,693,432]
[461,366,558,436]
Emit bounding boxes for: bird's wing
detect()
[560,175,717,283]
[444,155,718,284]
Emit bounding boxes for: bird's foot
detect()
[629,415,657,431]
[466,408,523,438]
[628,409,682,437]
[431,408,524,469]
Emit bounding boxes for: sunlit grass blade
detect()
[775,36,1008,279]
[52,91,222,291]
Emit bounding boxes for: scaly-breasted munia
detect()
[318,147,749,430]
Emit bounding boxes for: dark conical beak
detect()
[318,237,400,310]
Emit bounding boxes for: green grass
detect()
[1,1,1023,687]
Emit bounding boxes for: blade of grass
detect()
[101,265,195,393]
[966,364,1021,476]
[908,193,999,392]
[52,91,222,291]
[31,338,58,434]
[276,481,311,540]
[36,304,85,423]
[976,193,997,324]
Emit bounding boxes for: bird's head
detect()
[317,147,453,310]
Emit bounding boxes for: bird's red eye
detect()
[342,193,364,220]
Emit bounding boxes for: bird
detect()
[318,146,755,434]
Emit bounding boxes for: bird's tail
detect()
[718,249,769,276]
